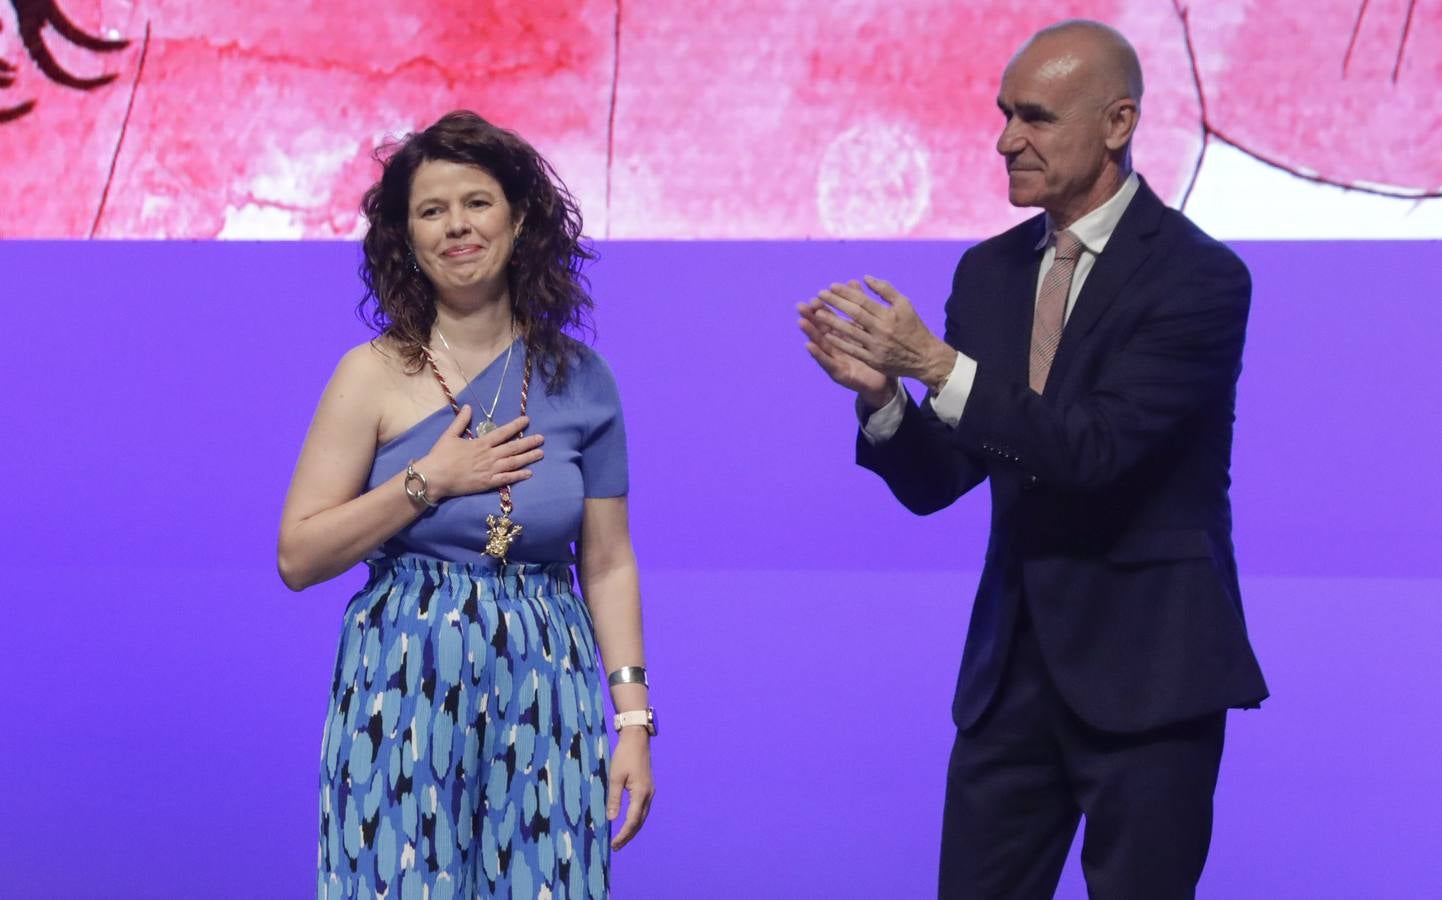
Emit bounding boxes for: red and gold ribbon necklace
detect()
[421,335,532,563]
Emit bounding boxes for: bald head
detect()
[1014,20,1144,110]
[994,20,1145,226]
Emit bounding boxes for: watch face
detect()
[646,707,658,737]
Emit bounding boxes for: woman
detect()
[279,111,654,899]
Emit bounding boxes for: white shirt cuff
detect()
[858,381,907,445]
[927,353,978,428]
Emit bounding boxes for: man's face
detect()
[994,42,1112,219]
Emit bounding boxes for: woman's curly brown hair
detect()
[357,110,596,392]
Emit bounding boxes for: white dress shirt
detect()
[861,173,1141,442]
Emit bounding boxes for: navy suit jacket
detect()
[858,179,1268,733]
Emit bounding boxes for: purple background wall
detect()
[3,239,1441,897]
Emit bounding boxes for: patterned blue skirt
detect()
[318,557,610,899]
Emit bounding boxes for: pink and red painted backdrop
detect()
[3,0,1438,239]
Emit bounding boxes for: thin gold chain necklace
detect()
[433,326,514,436]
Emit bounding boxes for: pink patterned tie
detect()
[1029,229,1084,393]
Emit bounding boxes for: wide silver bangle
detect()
[607,666,648,688]
[404,461,437,509]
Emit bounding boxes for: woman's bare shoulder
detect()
[332,336,414,387]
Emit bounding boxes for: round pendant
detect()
[476,419,496,436]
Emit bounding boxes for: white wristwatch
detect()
[613,707,657,736]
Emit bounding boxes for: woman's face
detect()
[407,159,519,302]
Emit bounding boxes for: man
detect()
[798,20,1267,899]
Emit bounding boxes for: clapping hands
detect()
[798,275,953,404]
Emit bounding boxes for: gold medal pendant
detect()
[484,514,523,562]
[423,338,533,567]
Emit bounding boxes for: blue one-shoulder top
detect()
[367,342,628,564]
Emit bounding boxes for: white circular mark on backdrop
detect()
[817,122,932,237]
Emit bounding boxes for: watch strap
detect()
[613,708,656,736]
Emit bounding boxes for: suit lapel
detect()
[1046,179,1165,391]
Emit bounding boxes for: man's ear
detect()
[1104,98,1139,152]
